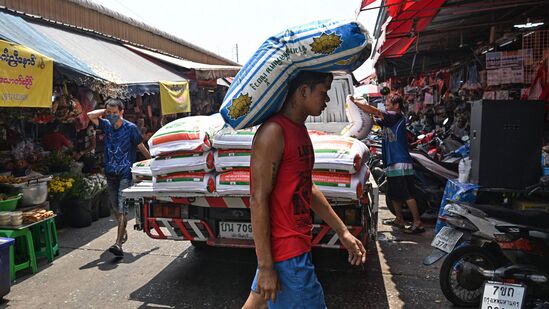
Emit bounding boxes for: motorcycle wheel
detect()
[439,245,499,307]
[385,194,427,221]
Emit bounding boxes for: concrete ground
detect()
[1,196,455,308]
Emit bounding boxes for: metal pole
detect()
[235,43,239,63]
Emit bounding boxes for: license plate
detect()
[431,226,463,253]
[218,222,253,240]
[481,281,526,309]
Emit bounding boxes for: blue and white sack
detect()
[220,19,372,129]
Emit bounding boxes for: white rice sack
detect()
[150,151,215,176]
[313,164,370,200]
[220,19,372,129]
[213,126,257,150]
[214,149,251,172]
[340,96,374,140]
[311,135,369,174]
[131,159,153,181]
[215,170,251,196]
[148,113,225,156]
[153,172,216,193]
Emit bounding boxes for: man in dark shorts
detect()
[352,94,425,234]
[242,72,367,309]
[88,99,152,256]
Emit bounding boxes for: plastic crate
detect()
[0,237,14,298]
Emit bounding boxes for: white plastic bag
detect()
[150,151,215,176]
[311,134,369,174]
[458,158,472,183]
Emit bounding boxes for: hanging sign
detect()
[159,81,191,115]
[0,39,53,108]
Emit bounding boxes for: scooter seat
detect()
[473,204,549,230]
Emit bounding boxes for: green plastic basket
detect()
[0,194,22,211]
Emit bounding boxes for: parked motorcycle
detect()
[432,177,549,307]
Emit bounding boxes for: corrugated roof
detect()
[124,44,241,80]
[30,21,185,85]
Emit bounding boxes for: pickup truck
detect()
[122,74,379,251]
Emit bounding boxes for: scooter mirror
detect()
[443,118,449,126]
[461,135,470,142]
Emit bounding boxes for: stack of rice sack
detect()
[131,159,153,182]
[311,134,370,200]
[144,113,225,194]
[212,126,256,195]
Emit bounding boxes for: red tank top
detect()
[262,113,315,262]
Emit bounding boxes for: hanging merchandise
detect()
[0,39,53,108]
[160,81,191,115]
[220,19,372,129]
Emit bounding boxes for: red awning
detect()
[378,0,446,58]
[361,0,406,17]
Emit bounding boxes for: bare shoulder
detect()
[253,121,283,150]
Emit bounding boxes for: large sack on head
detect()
[150,151,215,176]
[311,134,369,174]
[313,164,370,200]
[131,159,152,181]
[215,170,251,196]
[213,126,257,150]
[214,149,251,172]
[153,172,216,193]
[220,19,371,129]
[148,113,225,156]
[340,96,374,139]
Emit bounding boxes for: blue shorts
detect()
[106,175,132,215]
[251,252,326,309]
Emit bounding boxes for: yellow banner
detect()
[0,40,53,108]
[159,81,191,115]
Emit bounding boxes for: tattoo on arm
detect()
[271,162,278,185]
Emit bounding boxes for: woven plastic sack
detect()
[213,126,257,150]
[214,149,251,172]
[340,96,374,140]
[220,19,371,129]
[148,113,225,156]
[215,170,251,196]
[313,164,369,200]
[131,159,152,181]
[150,151,214,176]
[311,135,369,174]
[153,172,215,193]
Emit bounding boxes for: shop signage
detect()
[159,81,191,115]
[0,39,53,108]
[486,49,532,69]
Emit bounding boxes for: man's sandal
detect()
[382,218,406,229]
[108,244,124,257]
[404,225,426,234]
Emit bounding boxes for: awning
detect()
[124,44,241,80]
[370,0,445,59]
[29,22,186,88]
[0,11,97,78]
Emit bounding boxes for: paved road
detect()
[2,196,453,308]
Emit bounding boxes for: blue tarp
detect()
[434,179,480,233]
[0,11,97,78]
